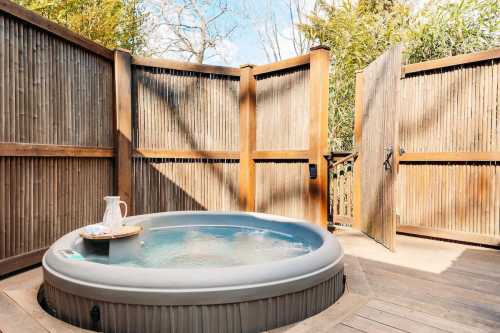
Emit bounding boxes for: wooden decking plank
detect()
[360,259,500,315]
[365,279,500,330]
[366,287,500,332]
[356,255,500,297]
[331,323,366,333]
[267,292,370,333]
[343,255,373,296]
[367,299,490,333]
[444,267,500,285]
[5,287,94,333]
[358,304,450,333]
[0,292,49,333]
[341,314,406,333]
[446,260,500,279]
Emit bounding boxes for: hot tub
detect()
[42,211,345,333]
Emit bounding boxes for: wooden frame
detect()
[134,149,239,160]
[0,143,114,158]
[132,56,240,77]
[399,152,500,162]
[308,46,330,228]
[114,50,133,213]
[397,225,500,247]
[352,72,364,231]
[402,48,500,76]
[0,248,48,276]
[239,64,257,211]
[253,54,310,76]
[0,0,113,60]
[252,150,309,160]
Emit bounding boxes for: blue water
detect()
[85,225,321,268]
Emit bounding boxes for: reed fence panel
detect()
[253,64,312,220]
[255,66,309,150]
[133,158,239,214]
[396,55,500,245]
[0,2,330,275]
[0,14,114,147]
[131,64,241,215]
[400,60,499,153]
[0,4,115,274]
[132,66,240,151]
[354,46,402,250]
[255,161,309,220]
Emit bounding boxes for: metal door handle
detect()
[383,146,393,171]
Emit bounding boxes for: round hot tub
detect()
[42,212,345,333]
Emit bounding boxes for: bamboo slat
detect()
[0,12,114,147]
[255,161,310,220]
[132,66,240,151]
[132,158,239,214]
[400,59,500,153]
[255,65,310,150]
[0,157,113,261]
[397,163,499,241]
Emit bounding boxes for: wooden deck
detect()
[1,228,499,333]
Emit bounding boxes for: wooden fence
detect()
[354,47,500,247]
[397,49,499,246]
[0,1,330,275]
[0,1,115,275]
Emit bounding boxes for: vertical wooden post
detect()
[308,46,330,228]
[239,64,256,211]
[353,71,364,230]
[114,49,133,214]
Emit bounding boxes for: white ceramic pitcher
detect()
[102,196,127,233]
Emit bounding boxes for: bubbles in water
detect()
[86,226,319,269]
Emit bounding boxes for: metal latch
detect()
[383,146,393,171]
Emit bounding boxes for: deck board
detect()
[1,229,499,333]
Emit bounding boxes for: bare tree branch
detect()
[244,0,319,62]
[145,0,238,64]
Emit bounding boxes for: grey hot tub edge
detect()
[42,211,345,333]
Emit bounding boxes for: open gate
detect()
[354,45,403,251]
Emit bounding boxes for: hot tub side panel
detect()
[44,267,345,333]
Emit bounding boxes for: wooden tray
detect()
[80,225,142,240]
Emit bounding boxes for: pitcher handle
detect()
[119,200,128,218]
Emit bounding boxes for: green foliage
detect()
[405,0,500,63]
[301,0,410,151]
[301,0,500,151]
[14,0,147,54]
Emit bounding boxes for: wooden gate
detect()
[354,46,402,250]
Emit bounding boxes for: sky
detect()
[144,0,317,67]
[145,0,430,67]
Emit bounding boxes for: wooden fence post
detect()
[239,64,256,211]
[353,71,364,230]
[308,46,330,228]
[114,49,133,214]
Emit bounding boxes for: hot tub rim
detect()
[43,211,344,305]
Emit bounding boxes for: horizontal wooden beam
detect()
[252,150,309,160]
[397,225,500,247]
[399,152,500,162]
[402,48,500,76]
[329,152,358,169]
[333,215,353,226]
[132,56,240,77]
[0,143,114,158]
[133,149,240,159]
[0,248,47,276]
[253,54,310,76]
[0,0,113,60]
